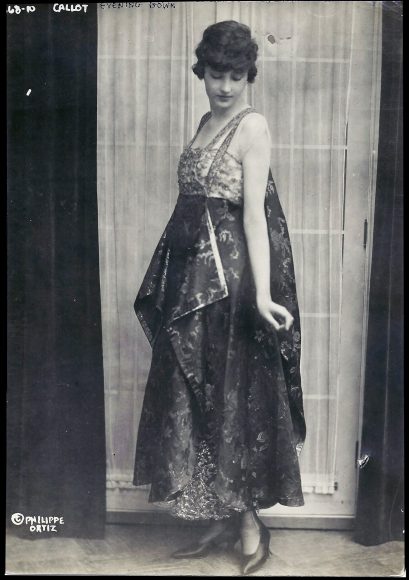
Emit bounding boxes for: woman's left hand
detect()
[256,297,294,331]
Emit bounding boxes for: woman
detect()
[133,20,306,575]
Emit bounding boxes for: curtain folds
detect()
[7,4,106,538]
[353,2,403,546]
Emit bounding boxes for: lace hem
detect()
[156,440,255,520]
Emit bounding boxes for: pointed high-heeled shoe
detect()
[241,516,272,575]
[171,522,240,559]
[171,538,216,559]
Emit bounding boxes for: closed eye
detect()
[209,72,245,81]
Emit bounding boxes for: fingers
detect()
[269,312,293,331]
[258,302,295,332]
[285,315,294,331]
[263,312,281,331]
[273,304,294,331]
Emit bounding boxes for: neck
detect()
[209,100,250,121]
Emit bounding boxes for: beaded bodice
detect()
[177,107,256,206]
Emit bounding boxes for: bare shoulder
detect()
[237,113,271,148]
[240,112,270,134]
[236,112,271,159]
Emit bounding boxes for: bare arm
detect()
[242,117,293,331]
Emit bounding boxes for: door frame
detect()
[104,1,382,531]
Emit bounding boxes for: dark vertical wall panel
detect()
[354,2,403,546]
[7,4,106,538]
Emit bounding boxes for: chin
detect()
[215,98,235,107]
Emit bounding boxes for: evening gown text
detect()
[133,107,306,519]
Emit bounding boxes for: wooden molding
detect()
[106,510,354,531]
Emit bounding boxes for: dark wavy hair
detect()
[192,21,258,83]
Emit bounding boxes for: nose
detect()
[220,77,232,94]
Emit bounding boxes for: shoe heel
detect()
[218,539,230,550]
[220,537,240,551]
[232,538,242,552]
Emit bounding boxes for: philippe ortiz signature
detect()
[11,513,65,533]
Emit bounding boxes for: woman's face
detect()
[203,66,248,111]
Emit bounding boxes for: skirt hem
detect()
[132,479,304,517]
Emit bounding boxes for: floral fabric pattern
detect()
[133,108,306,519]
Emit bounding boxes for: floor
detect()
[6,523,405,576]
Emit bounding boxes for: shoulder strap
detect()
[204,107,253,151]
[206,107,256,189]
[215,106,256,151]
[187,111,211,148]
[198,111,211,132]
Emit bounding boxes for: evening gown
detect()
[133,107,306,519]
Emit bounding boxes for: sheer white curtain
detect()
[97,1,377,506]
